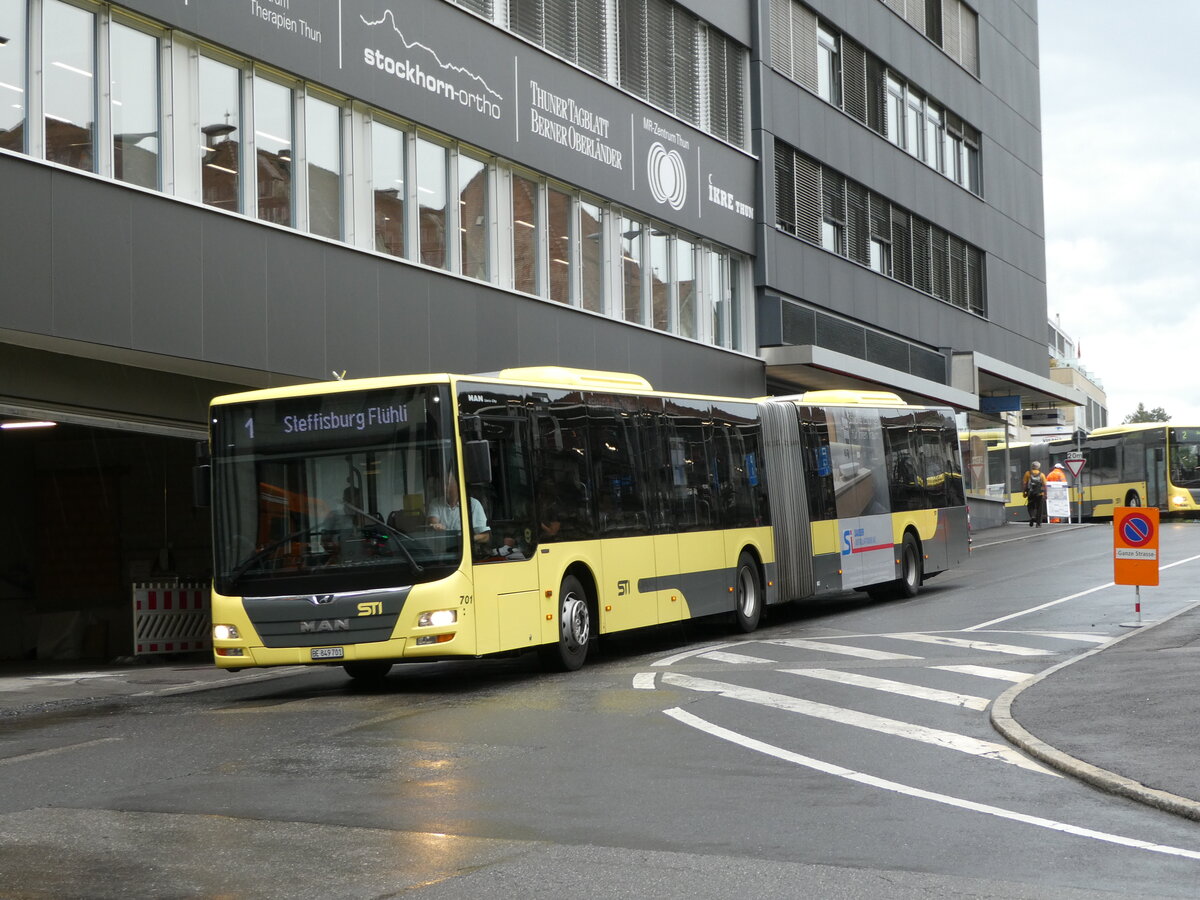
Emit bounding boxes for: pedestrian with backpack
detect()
[1023,460,1047,527]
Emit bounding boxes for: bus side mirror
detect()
[193,441,211,509]
[463,440,492,486]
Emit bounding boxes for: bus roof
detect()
[1087,422,1170,437]
[211,367,944,413]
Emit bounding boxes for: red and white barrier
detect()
[132,583,211,655]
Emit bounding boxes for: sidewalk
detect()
[974,521,1200,820]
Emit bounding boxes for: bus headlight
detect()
[213,624,241,640]
[1171,494,1189,508]
[418,609,457,628]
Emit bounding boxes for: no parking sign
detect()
[1113,507,1159,586]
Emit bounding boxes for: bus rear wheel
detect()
[732,552,762,633]
[539,574,591,672]
[869,533,922,601]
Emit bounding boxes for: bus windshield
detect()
[211,383,460,596]
[1169,428,1200,489]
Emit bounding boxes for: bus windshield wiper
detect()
[229,525,328,581]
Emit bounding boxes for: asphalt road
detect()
[3,524,1200,898]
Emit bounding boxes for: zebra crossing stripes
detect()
[699,650,777,665]
[931,665,1032,683]
[660,672,1057,775]
[782,668,991,710]
[884,633,1052,656]
[764,638,921,661]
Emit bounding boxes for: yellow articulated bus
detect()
[202,367,968,678]
[1049,423,1200,518]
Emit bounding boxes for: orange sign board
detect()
[1113,507,1159,586]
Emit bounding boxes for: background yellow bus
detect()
[203,368,969,678]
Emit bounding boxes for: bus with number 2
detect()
[202,367,968,678]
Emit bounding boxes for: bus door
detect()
[1146,444,1166,509]
[469,415,541,653]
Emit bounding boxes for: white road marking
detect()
[652,641,740,666]
[764,639,921,661]
[782,668,990,710]
[632,672,657,690]
[931,665,1032,684]
[700,650,776,665]
[0,738,122,766]
[886,633,1050,656]
[967,553,1200,631]
[1024,632,1112,644]
[664,707,1200,862]
[661,672,1054,775]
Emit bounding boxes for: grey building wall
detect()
[0,151,764,425]
[754,0,1049,380]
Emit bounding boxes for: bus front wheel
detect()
[1125,491,1141,507]
[343,661,392,682]
[732,552,762,633]
[539,574,591,672]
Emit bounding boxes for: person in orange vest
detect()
[1022,461,1047,527]
[1045,462,1068,522]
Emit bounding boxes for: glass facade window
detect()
[621,216,643,323]
[0,0,25,152]
[906,92,924,159]
[511,171,539,294]
[579,198,603,313]
[816,26,839,105]
[885,76,904,150]
[199,56,241,212]
[677,237,696,339]
[458,153,488,281]
[547,186,571,303]
[305,94,341,239]
[709,250,728,348]
[925,104,944,174]
[650,228,670,331]
[416,137,448,269]
[43,0,95,171]
[110,23,159,189]
[254,77,293,226]
[370,119,404,257]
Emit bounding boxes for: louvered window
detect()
[775,143,984,313]
[846,182,870,266]
[794,153,822,244]
[622,0,733,132]
[891,208,912,286]
[707,27,746,145]
[769,0,817,91]
[775,145,796,235]
[510,0,608,78]
[910,218,932,293]
[450,0,493,16]
[842,39,867,125]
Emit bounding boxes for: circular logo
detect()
[647,142,687,210]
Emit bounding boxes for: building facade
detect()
[0,0,1073,658]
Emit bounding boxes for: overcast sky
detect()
[1038,1,1200,425]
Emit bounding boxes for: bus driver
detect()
[427,470,491,546]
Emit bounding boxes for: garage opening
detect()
[0,415,210,661]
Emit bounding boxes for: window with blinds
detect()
[448,0,494,17]
[774,140,987,316]
[509,0,608,78]
[877,0,979,76]
[767,1,982,196]
[619,0,746,147]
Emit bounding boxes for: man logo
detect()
[647,142,687,210]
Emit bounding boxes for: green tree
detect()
[1123,402,1171,424]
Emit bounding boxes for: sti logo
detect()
[616,579,631,596]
